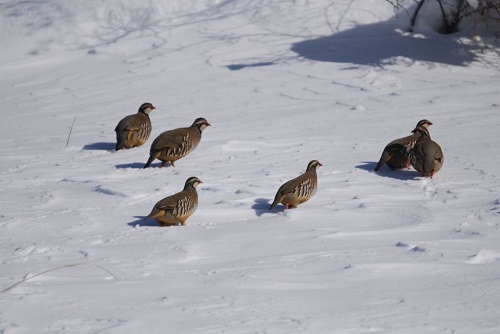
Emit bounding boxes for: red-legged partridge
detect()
[143,117,210,169]
[269,160,322,210]
[374,119,433,171]
[144,176,202,226]
[410,124,444,178]
[115,102,155,151]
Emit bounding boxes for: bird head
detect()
[139,103,156,115]
[416,119,432,128]
[185,176,203,188]
[192,117,211,131]
[307,160,323,171]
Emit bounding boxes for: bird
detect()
[144,176,203,226]
[115,102,155,151]
[143,117,210,169]
[269,160,322,210]
[410,124,444,178]
[374,119,433,172]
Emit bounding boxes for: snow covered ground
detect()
[1,0,500,333]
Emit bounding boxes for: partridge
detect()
[374,119,433,171]
[269,160,322,210]
[144,176,202,226]
[143,117,210,169]
[410,124,444,178]
[115,102,155,151]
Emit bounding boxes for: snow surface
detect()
[1,0,500,333]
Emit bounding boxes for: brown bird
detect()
[143,117,210,169]
[269,160,322,210]
[115,102,155,151]
[410,124,444,178]
[374,119,433,172]
[144,176,202,226]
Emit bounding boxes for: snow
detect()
[1,0,500,333]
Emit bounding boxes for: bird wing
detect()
[375,133,420,171]
[155,194,180,212]
[279,173,314,197]
[294,177,316,199]
[116,114,147,132]
[150,128,190,152]
[386,132,421,152]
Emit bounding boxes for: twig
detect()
[65,116,77,148]
[1,263,118,293]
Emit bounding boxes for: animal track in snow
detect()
[491,199,500,215]
[93,185,127,197]
[48,317,125,333]
[395,241,426,252]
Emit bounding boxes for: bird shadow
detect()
[356,161,420,180]
[115,162,146,169]
[82,142,116,151]
[127,216,159,227]
[140,162,175,169]
[356,161,378,172]
[252,198,282,216]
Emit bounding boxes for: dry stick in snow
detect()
[1,263,119,293]
[65,116,77,148]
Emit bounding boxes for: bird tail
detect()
[115,128,129,151]
[374,151,390,172]
[144,210,160,221]
[143,152,160,169]
[269,194,283,210]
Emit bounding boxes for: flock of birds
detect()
[115,103,444,227]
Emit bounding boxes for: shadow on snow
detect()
[82,142,116,151]
[356,161,421,180]
[252,197,284,216]
[291,18,479,67]
[127,216,159,227]
[226,61,275,71]
[115,162,146,169]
